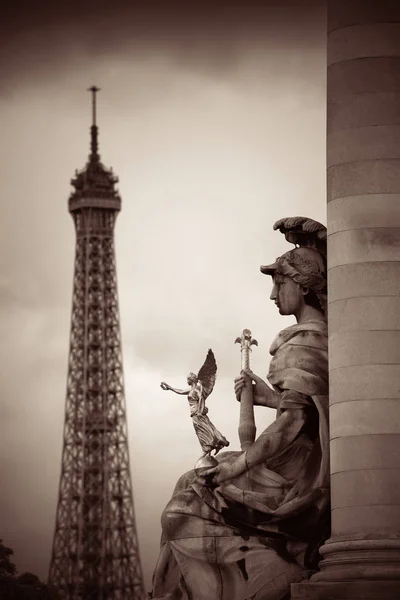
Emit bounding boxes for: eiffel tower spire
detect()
[88,85,100,161]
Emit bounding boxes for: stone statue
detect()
[150,216,329,600]
[160,349,230,464]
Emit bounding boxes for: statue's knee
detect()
[161,504,184,540]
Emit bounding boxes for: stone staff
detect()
[235,328,258,450]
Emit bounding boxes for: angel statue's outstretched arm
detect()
[160,382,190,395]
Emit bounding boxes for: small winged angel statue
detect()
[160,349,229,465]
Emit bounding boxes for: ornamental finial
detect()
[235,328,258,371]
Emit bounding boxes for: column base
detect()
[291,581,400,600]
[311,538,400,582]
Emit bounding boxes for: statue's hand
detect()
[234,370,253,398]
[201,453,247,485]
[234,369,266,405]
[160,382,170,391]
[237,370,280,409]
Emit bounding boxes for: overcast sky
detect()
[0,0,326,590]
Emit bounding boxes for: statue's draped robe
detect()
[150,321,329,600]
[188,388,229,454]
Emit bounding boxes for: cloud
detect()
[0,0,325,96]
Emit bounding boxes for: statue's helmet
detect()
[260,217,327,314]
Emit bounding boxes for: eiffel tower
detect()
[48,87,145,600]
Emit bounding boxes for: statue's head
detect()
[187,372,198,385]
[260,217,327,316]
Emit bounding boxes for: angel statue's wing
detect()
[273,216,327,257]
[197,349,217,402]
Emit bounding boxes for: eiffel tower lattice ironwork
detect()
[48,87,145,600]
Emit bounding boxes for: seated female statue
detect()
[150,217,329,600]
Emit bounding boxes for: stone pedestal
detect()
[292,0,400,597]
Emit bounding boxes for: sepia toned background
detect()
[0,0,326,589]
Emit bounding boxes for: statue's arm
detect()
[170,387,190,395]
[245,408,307,469]
[160,382,189,395]
[252,379,280,409]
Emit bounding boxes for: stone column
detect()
[292,1,400,598]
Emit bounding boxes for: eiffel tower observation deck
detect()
[48,87,145,600]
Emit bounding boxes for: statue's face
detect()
[270,274,305,316]
[187,373,197,385]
